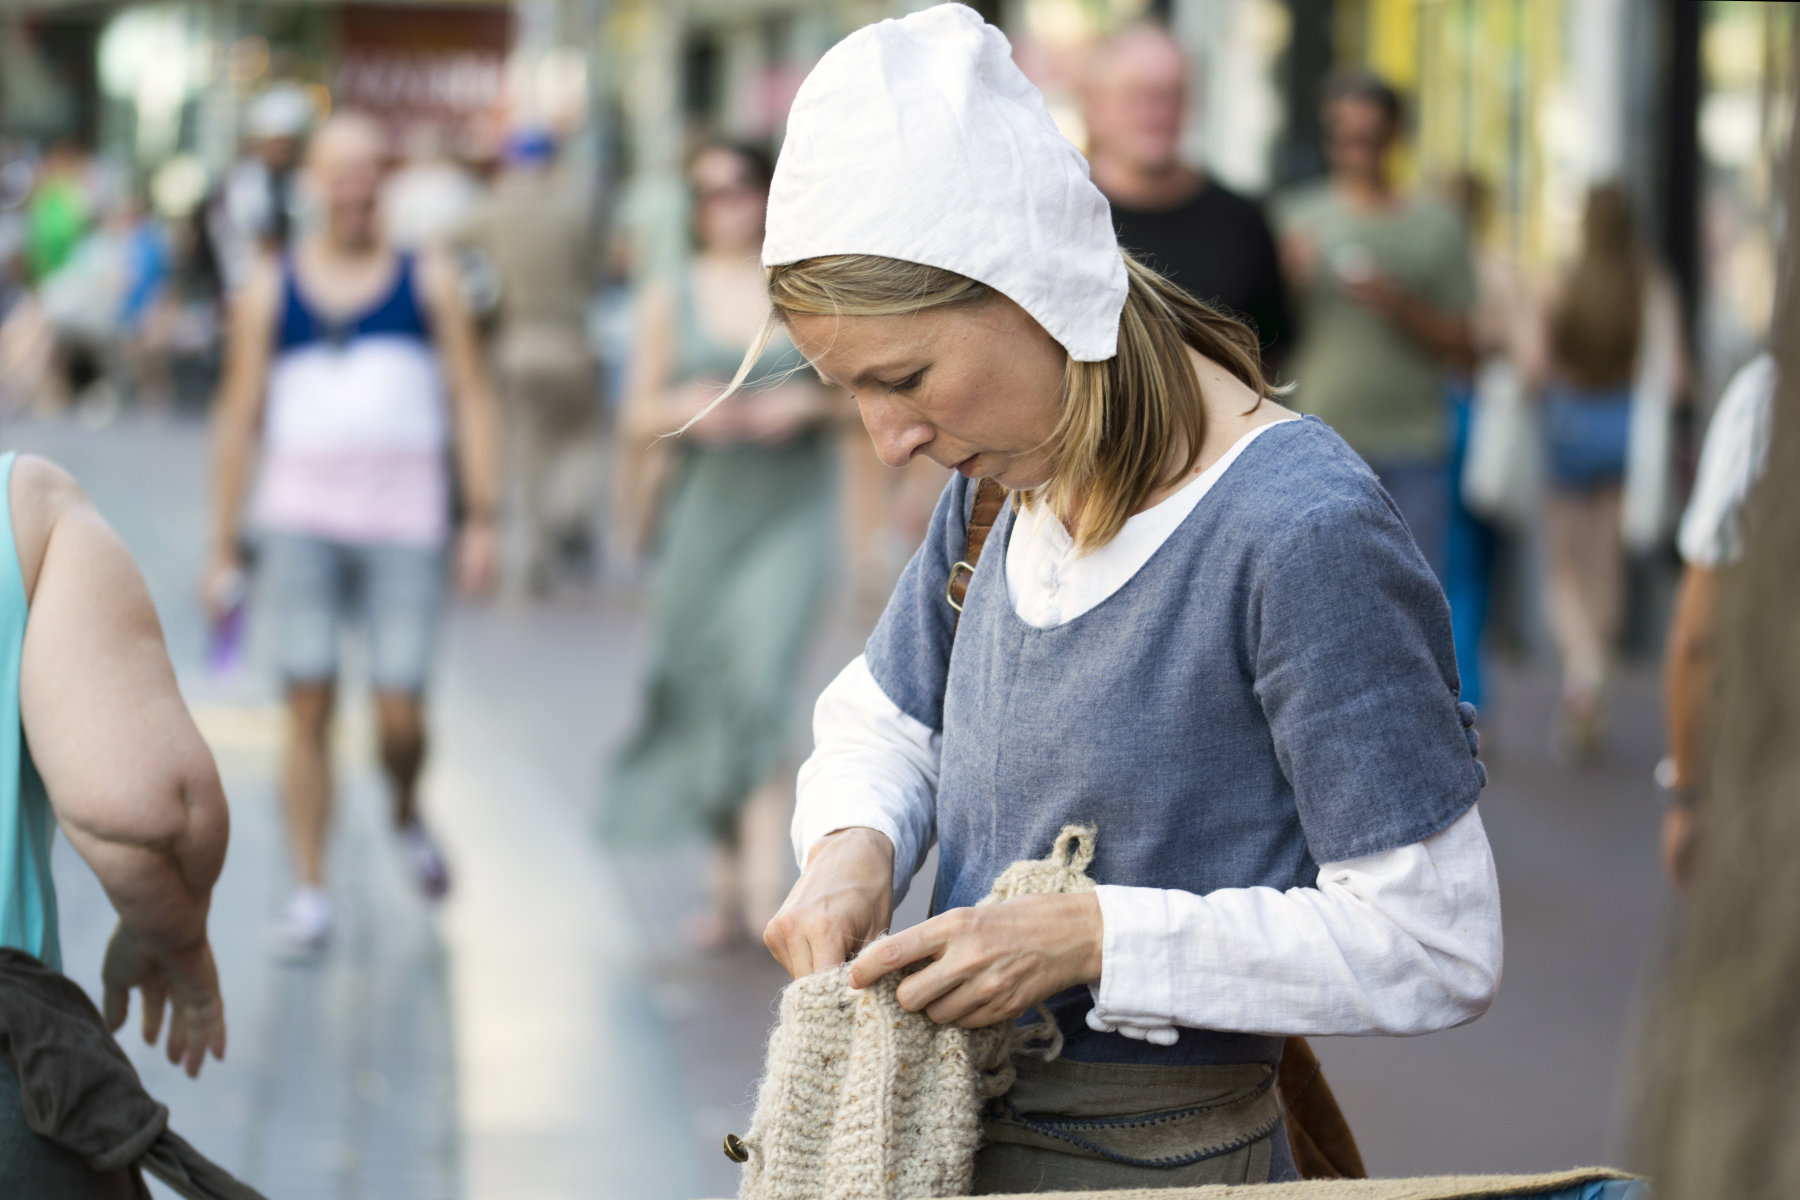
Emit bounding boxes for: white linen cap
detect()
[763,3,1127,362]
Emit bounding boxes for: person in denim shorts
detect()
[204,113,501,954]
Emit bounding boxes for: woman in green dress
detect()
[603,141,840,947]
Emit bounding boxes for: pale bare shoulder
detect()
[8,454,86,601]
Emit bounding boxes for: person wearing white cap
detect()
[203,82,315,296]
[744,5,1501,1188]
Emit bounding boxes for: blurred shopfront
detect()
[1332,0,1794,395]
[4,0,1790,387]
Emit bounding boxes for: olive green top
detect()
[1275,184,1475,464]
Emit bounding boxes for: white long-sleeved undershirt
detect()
[794,421,1502,1040]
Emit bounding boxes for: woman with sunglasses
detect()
[603,140,841,950]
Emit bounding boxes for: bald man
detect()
[1084,24,1291,374]
[206,112,501,953]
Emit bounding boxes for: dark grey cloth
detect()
[866,417,1484,1066]
[1109,181,1293,371]
[0,948,264,1200]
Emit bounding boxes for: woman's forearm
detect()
[1089,805,1502,1038]
[795,654,941,902]
[60,748,228,954]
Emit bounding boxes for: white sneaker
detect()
[400,820,451,901]
[274,886,333,958]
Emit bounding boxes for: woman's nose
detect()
[858,396,933,468]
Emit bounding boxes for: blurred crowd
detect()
[0,18,1779,938]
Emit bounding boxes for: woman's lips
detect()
[954,454,979,477]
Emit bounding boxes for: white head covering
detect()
[762,3,1127,362]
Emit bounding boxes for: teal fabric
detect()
[600,265,833,847]
[0,452,59,972]
[672,264,802,386]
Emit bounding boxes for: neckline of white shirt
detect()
[1005,418,1299,630]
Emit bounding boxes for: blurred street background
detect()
[0,1,1793,1198]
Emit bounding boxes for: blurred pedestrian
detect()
[0,451,230,1189]
[200,82,312,298]
[600,140,840,949]
[1658,352,1775,891]
[112,189,177,414]
[1536,183,1686,760]
[205,113,502,955]
[23,140,91,287]
[458,127,604,597]
[758,8,1496,1188]
[1440,171,1540,712]
[382,121,482,253]
[1085,23,1291,374]
[1276,70,1475,579]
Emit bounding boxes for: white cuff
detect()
[1087,885,1181,1044]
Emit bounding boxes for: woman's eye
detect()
[886,371,924,393]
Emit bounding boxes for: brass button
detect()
[723,1133,749,1163]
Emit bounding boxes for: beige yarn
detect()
[735,825,1099,1200]
[716,1167,1638,1200]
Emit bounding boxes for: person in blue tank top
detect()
[206,112,503,955]
[741,7,1501,1190]
[0,452,232,1192]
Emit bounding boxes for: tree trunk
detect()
[1633,45,1800,1200]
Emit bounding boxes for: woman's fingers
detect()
[139,980,167,1046]
[849,919,943,989]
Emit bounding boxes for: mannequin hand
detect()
[764,827,895,978]
[848,893,1102,1029]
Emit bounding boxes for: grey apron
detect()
[973,1054,1292,1193]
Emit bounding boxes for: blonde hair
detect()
[718,251,1272,550]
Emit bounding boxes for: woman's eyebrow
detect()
[810,358,919,391]
[848,361,920,388]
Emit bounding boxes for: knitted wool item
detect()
[736,825,1099,1200]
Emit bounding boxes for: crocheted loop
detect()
[982,823,1098,906]
[1053,823,1097,874]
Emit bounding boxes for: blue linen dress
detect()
[864,417,1483,1181]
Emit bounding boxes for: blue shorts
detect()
[258,533,447,694]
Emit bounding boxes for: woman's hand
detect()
[764,827,895,978]
[101,923,228,1078]
[848,893,1103,1029]
[734,385,828,446]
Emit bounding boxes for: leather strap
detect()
[946,477,1007,622]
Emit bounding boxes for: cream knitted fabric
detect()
[736,826,1099,1200]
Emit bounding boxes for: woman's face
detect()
[691,147,767,255]
[787,295,1067,489]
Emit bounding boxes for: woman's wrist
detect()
[806,825,894,869]
[1058,891,1105,985]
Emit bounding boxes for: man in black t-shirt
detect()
[1083,25,1292,376]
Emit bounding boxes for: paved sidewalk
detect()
[23,415,698,1200]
